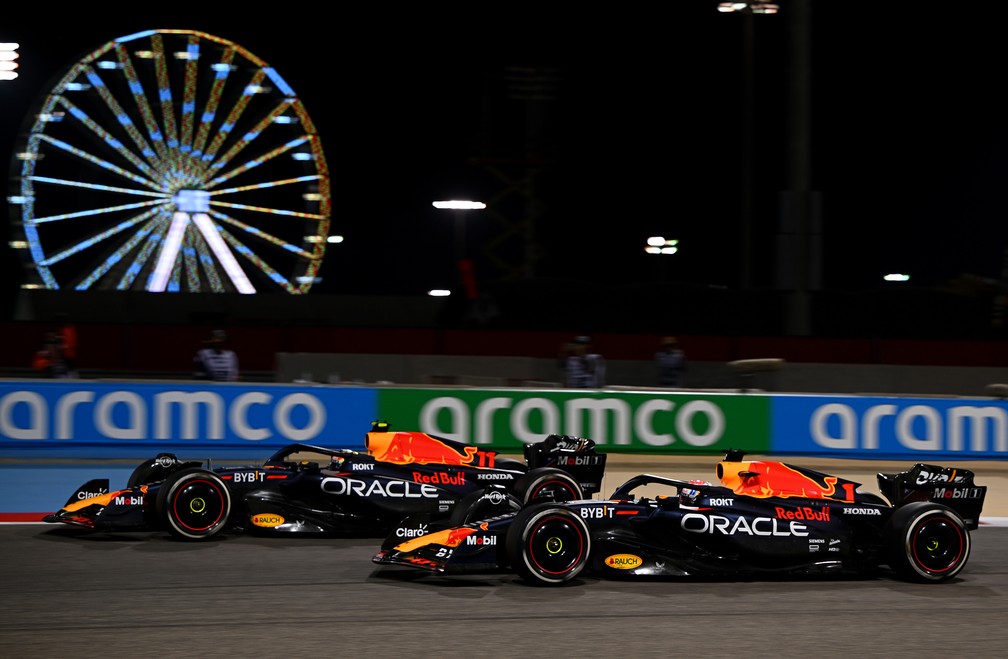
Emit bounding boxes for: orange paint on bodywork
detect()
[718,461,841,500]
[366,431,480,466]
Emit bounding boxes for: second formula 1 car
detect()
[373,449,987,584]
[42,422,606,541]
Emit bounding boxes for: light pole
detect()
[432,199,486,298]
[717,2,779,291]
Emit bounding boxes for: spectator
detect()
[55,313,79,378]
[193,329,239,381]
[32,332,70,378]
[565,335,606,388]
[656,336,686,387]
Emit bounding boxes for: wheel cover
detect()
[909,516,966,576]
[526,514,587,577]
[170,478,227,534]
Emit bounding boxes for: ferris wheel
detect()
[9,28,331,293]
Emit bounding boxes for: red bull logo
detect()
[367,431,483,466]
[412,471,466,486]
[717,460,853,501]
[774,506,830,522]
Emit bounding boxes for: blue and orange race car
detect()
[42,422,606,540]
[373,449,987,584]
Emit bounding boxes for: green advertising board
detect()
[376,389,771,454]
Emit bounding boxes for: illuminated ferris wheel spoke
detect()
[206,136,308,188]
[182,230,202,292]
[217,225,298,293]
[76,221,157,290]
[178,35,201,150]
[204,102,297,178]
[210,210,315,259]
[148,211,191,292]
[14,29,330,293]
[107,42,172,164]
[28,198,166,225]
[193,233,226,292]
[117,215,171,290]
[40,208,160,266]
[191,213,255,293]
[83,59,165,167]
[27,175,168,198]
[200,68,268,163]
[36,133,161,189]
[212,174,321,196]
[55,96,162,180]
[147,33,180,151]
[191,48,237,159]
[211,198,322,221]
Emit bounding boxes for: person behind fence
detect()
[193,329,239,381]
[566,335,605,388]
[32,331,70,378]
[655,335,686,387]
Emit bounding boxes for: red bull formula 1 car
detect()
[373,449,987,584]
[42,423,606,541]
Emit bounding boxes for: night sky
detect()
[2,2,1008,332]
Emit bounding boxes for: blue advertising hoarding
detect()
[0,380,379,458]
[770,394,1008,460]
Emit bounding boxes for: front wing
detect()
[42,479,153,531]
[373,518,513,573]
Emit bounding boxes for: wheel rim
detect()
[909,515,966,576]
[171,478,227,534]
[11,29,330,293]
[526,514,587,578]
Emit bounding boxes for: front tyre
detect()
[884,501,970,583]
[156,468,231,540]
[505,503,590,585]
[512,468,583,505]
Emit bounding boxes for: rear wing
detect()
[524,434,607,497]
[877,464,987,530]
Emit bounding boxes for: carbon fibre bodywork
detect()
[42,424,606,540]
[373,450,987,584]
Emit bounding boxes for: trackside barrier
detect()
[2,379,1008,461]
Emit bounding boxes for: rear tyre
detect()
[512,468,583,505]
[155,468,231,540]
[506,503,590,585]
[884,501,970,583]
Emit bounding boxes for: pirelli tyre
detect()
[512,468,583,505]
[506,503,591,585]
[883,501,971,583]
[155,468,232,540]
[449,487,522,527]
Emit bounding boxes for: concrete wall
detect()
[274,352,1008,398]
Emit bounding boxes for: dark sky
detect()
[2,2,1008,312]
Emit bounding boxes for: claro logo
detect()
[0,389,326,441]
[810,403,1008,452]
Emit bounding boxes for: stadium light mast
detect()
[433,199,486,298]
[717,2,779,292]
